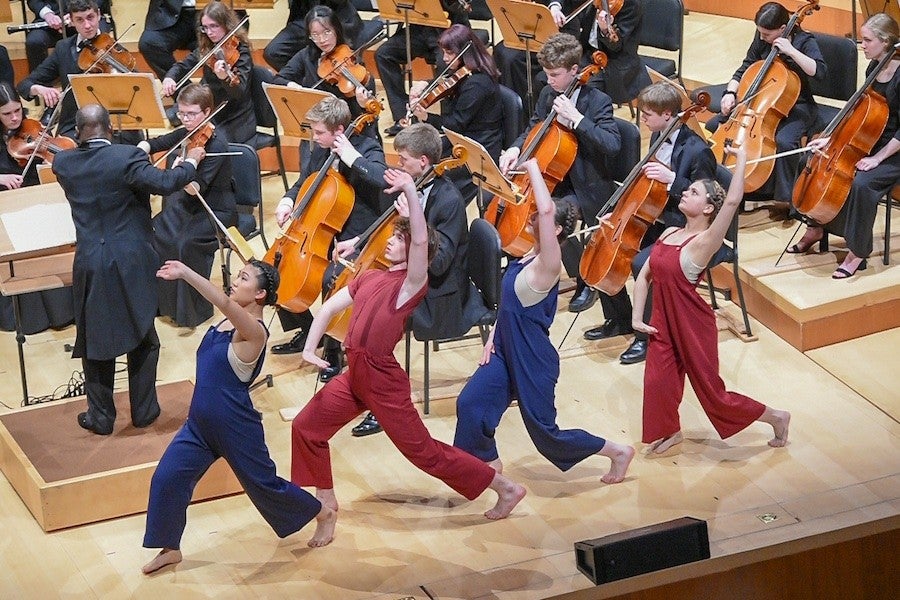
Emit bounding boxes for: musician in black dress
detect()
[263,0,363,72]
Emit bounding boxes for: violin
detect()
[263,98,382,313]
[793,42,900,225]
[207,36,241,87]
[172,15,249,92]
[710,0,820,193]
[77,32,136,74]
[416,67,472,113]
[579,92,710,295]
[324,147,469,342]
[563,0,622,32]
[484,51,607,257]
[317,44,372,98]
[6,118,76,167]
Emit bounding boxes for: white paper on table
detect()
[1,203,76,254]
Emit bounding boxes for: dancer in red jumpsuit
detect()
[291,167,526,547]
[632,146,791,455]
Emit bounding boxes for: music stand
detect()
[645,66,707,142]
[68,73,168,133]
[487,0,558,114]
[443,128,524,216]
[263,83,332,141]
[377,0,450,92]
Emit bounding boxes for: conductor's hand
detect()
[157,260,190,281]
[186,146,206,163]
[498,147,520,176]
[32,85,60,108]
[302,349,330,370]
[161,78,177,97]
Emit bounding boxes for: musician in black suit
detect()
[271,97,388,381]
[343,123,476,437]
[263,0,363,72]
[18,0,108,140]
[138,0,199,80]
[586,82,716,363]
[499,33,621,313]
[24,0,112,71]
[52,104,205,435]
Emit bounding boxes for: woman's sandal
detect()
[832,259,867,280]
[786,232,823,254]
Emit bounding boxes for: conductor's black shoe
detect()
[319,349,344,383]
[583,319,633,341]
[619,338,648,364]
[77,412,113,436]
[385,122,403,137]
[568,286,597,313]
[271,330,308,355]
[351,412,383,437]
[133,406,161,428]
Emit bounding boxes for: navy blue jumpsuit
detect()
[144,323,321,550]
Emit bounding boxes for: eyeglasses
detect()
[309,29,334,42]
[176,110,204,120]
[198,24,222,34]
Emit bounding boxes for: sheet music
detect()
[1,203,76,254]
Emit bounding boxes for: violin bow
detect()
[174,15,250,91]
[405,42,473,121]
[153,100,229,167]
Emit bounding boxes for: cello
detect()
[484,51,607,256]
[579,93,710,295]
[792,41,900,224]
[324,147,468,342]
[263,98,382,313]
[710,0,820,192]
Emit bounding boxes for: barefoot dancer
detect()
[291,168,526,548]
[633,146,790,455]
[454,159,635,484]
[142,260,329,574]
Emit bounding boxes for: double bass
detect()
[484,51,607,256]
[710,0,820,192]
[580,93,710,295]
[792,41,900,224]
[324,147,468,342]
[263,99,382,313]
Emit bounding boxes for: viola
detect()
[579,92,710,295]
[793,43,900,224]
[6,118,76,167]
[317,44,372,98]
[710,0,820,193]
[207,36,241,87]
[324,147,469,342]
[415,67,472,112]
[263,98,382,313]
[484,51,607,257]
[77,32,137,74]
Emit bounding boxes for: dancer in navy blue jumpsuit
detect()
[141,259,329,574]
[454,160,635,484]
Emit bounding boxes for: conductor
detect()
[53,104,206,435]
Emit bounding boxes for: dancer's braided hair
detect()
[250,260,280,306]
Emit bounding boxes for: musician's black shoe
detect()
[583,319,633,341]
[271,330,308,355]
[619,338,648,364]
[77,412,113,436]
[319,348,345,383]
[568,286,597,313]
[351,412,383,437]
[385,122,403,137]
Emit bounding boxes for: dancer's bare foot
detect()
[649,431,683,455]
[316,488,338,512]
[600,442,635,484]
[485,473,526,520]
[487,458,503,473]
[141,549,182,574]
[308,504,337,548]
[767,410,791,447]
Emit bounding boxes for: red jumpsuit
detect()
[291,269,496,500]
[642,234,765,444]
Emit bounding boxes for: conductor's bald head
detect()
[75,104,112,143]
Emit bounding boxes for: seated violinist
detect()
[161,1,256,144]
[706,1,826,205]
[272,96,388,383]
[342,123,478,437]
[0,81,75,335]
[138,83,237,327]
[18,0,109,140]
[498,33,621,314]
[586,82,716,363]
[263,0,363,72]
[24,0,113,72]
[790,13,900,280]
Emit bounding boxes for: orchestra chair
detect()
[225,142,268,280]
[249,65,290,192]
[499,83,526,143]
[704,165,753,337]
[806,31,858,135]
[469,0,496,47]
[406,218,502,413]
[638,0,685,88]
[607,116,642,194]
